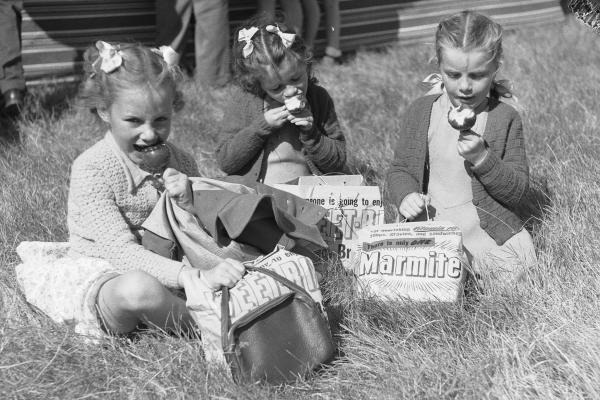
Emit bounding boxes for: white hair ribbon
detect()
[94,41,123,74]
[265,24,295,48]
[152,46,179,67]
[238,27,259,58]
[420,73,444,95]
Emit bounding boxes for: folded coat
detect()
[141,178,328,267]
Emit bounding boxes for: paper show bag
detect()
[351,221,467,302]
[185,248,331,370]
[273,176,384,269]
[221,265,334,385]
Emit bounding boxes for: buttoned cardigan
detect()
[215,81,347,186]
[386,94,529,245]
[67,137,199,288]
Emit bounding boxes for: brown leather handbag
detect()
[221,266,334,384]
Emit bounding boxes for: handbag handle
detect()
[221,265,318,351]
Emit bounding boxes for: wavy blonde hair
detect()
[79,42,184,112]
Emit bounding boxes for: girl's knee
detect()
[106,271,168,312]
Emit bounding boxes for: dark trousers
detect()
[0,0,25,93]
[155,0,231,87]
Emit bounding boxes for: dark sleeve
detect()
[214,89,273,175]
[299,85,346,173]
[386,100,425,206]
[470,109,529,208]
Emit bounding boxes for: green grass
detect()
[2,16,600,399]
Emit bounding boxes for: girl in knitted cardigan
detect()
[18,42,246,337]
[386,11,536,285]
[215,15,346,186]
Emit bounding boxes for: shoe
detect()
[321,46,343,66]
[2,89,25,118]
[325,46,342,59]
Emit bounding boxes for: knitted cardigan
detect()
[215,81,347,186]
[386,94,529,245]
[67,136,199,288]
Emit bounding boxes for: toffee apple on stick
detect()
[138,142,171,174]
[283,86,306,114]
[447,104,476,132]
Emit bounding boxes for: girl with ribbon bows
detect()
[386,11,537,286]
[215,16,346,185]
[17,41,247,337]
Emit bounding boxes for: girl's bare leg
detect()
[96,271,194,335]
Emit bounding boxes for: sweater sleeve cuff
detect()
[299,125,319,143]
[249,115,273,139]
[159,259,188,289]
[471,148,499,177]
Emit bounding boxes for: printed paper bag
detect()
[272,180,384,269]
[297,174,364,186]
[186,248,323,362]
[351,221,467,302]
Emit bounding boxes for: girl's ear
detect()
[97,107,110,122]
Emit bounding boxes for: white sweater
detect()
[67,133,199,288]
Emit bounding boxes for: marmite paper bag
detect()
[272,181,384,269]
[186,248,323,362]
[351,221,467,302]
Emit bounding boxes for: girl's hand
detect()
[287,108,314,131]
[178,259,245,292]
[263,105,290,131]
[399,192,429,220]
[201,258,245,291]
[457,131,489,165]
[163,168,194,213]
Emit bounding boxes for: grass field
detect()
[2,16,600,399]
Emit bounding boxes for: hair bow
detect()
[94,41,123,74]
[492,79,514,99]
[238,27,259,58]
[152,46,179,67]
[265,25,295,48]
[420,73,444,95]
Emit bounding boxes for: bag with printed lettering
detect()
[221,264,334,384]
[273,175,384,269]
[186,248,333,383]
[351,221,467,302]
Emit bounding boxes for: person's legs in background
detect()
[155,0,193,67]
[300,0,320,50]
[0,0,25,117]
[256,0,276,17]
[323,0,342,64]
[192,0,231,88]
[280,0,303,37]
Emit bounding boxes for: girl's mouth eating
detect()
[133,141,165,153]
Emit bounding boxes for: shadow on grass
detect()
[517,174,553,235]
[23,82,80,122]
[0,116,21,144]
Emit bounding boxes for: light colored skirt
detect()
[14,241,119,338]
[432,202,537,282]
